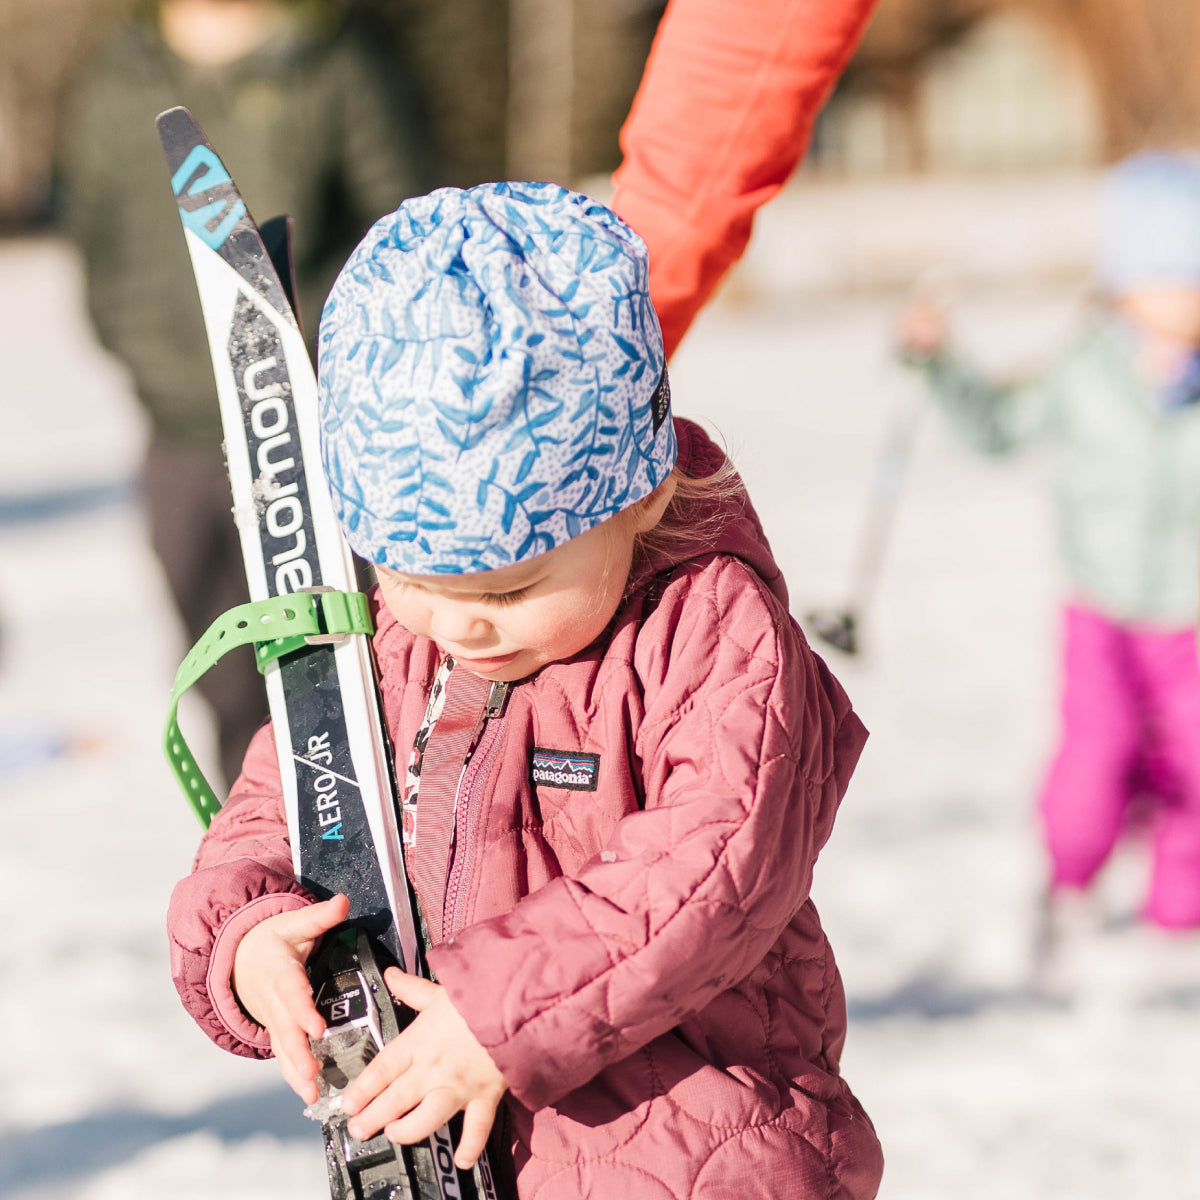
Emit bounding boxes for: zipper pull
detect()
[485,680,510,719]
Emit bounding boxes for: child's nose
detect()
[429,602,491,647]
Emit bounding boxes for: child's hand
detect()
[342,969,508,1170]
[898,295,948,357]
[231,892,351,1104]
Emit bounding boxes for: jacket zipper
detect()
[442,679,510,939]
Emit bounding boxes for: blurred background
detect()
[3,2,1200,1198]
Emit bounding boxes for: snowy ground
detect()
[3,174,1200,1199]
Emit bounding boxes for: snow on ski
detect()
[156,105,504,1200]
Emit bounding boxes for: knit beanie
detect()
[1098,151,1200,290]
[317,182,675,574]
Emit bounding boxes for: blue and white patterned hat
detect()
[317,181,676,574]
[1098,152,1200,289]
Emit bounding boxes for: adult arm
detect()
[610,0,879,357]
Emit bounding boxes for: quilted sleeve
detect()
[167,722,313,1059]
[429,558,865,1110]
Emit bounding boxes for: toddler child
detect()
[168,182,883,1198]
[900,151,1200,932]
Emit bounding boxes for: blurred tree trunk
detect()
[851,0,1200,166]
[0,0,113,226]
[355,0,661,189]
[507,0,662,186]
[506,0,573,182]
[569,2,663,184]
[360,0,509,189]
[1047,0,1200,158]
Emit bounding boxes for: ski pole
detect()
[805,383,924,655]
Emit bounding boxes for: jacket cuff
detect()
[207,891,311,1053]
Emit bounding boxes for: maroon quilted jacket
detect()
[168,419,883,1198]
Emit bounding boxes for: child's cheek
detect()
[379,590,404,626]
[382,591,427,639]
[403,602,432,640]
[534,600,597,661]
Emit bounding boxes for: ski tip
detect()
[156,107,254,256]
[154,105,298,324]
[155,105,194,136]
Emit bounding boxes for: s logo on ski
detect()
[170,143,247,250]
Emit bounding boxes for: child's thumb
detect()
[383,966,440,1009]
[284,892,351,941]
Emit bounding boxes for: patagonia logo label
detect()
[531,747,600,791]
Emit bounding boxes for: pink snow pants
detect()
[1040,603,1200,928]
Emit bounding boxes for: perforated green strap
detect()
[163,590,374,828]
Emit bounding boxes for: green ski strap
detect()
[163,590,374,828]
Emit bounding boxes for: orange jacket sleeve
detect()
[611,0,878,358]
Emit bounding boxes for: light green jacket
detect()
[913,317,1200,626]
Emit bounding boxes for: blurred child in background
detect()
[900,151,1200,936]
[59,0,428,787]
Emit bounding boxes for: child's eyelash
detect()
[480,587,531,607]
[383,576,530,607]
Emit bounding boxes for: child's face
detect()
[1117,284,1200,346]
[376,516,640,683]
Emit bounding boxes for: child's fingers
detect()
[340,1035,413,1117]
[453,1099,497,1170]
[275,1042,322,1104]
[381,1089,461,1150]
[277,893,351,948]
[345,1070,425,1142]
[339,972,437,1119]
[267,1016,322,1103]
[382,966,440,1008]
[272,960,326,1039]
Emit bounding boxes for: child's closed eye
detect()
[479,586,531,607]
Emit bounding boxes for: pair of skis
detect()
[157,106,507,1200]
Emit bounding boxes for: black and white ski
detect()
[157,105,506,1200]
